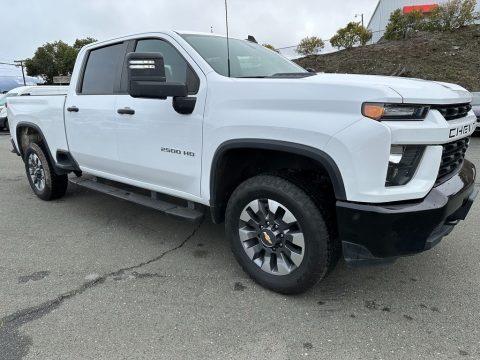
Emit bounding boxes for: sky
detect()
[0,0,378,75]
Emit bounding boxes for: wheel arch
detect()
[209,139,346,223]
[15,121,66,175]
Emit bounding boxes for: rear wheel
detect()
[225,175,334,294]
[24,143,68,201]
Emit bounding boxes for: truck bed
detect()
[8,94,69,160]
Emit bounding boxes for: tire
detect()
[4,119,8,132]
[225,175,334,294]
[24,143,68,201]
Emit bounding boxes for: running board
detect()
[69,176,204,223]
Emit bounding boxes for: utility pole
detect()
[14,60,27,86]
[355,13,364,27]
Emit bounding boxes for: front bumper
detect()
[337,159,477,265]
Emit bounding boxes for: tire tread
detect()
[25,143,68,201]
[226,174,334,294]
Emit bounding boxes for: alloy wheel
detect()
[238,199,305,276]
[28,153,46,192]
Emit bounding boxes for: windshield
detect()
[181,34,306,78]
[0,93,18,106]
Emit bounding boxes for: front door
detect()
[115,37,206,198]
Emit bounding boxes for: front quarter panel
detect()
[201,74,402,201]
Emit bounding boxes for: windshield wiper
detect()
[235,73,316,79]
[270,73,317,78]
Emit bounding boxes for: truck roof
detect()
[82,30,236,50]
[174,30,228,37]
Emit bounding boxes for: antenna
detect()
[224,0,231,77]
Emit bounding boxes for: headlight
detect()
[362,103,430,121]
[386,145,425,187]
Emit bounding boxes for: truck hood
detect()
[308,73,472,105]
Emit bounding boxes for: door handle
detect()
[117,108,135,115]
[67,106,79,112]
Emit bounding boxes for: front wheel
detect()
[24,143,68,201]
[225,175,334,294]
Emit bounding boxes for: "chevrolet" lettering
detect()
[449,123,475,139]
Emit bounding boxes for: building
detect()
[367,0,480,43]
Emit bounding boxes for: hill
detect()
[295,25,480,92]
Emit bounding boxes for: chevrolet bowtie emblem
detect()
[263,232,272,244]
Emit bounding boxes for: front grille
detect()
[432,103,472,121]
[436,137,470,184]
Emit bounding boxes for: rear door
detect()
[114,36,206,197]
[65,42,127,174]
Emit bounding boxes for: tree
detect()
[262,43,279,52]
[384,9,426,40]
[295,36,325,56]
[428,0,480,31]
[73,37,97,51]
[330,22,372,50]
[25,38,97,84]
[384,0,479,40]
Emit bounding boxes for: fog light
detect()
[386,145,425,187]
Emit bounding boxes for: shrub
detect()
[384,9,426,40]
[428,0,480,31]
[330,22,372,49]
[295,36,325,56]
[262,44,278,52]
[384,0,480,40]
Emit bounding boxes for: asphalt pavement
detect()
[0,132,479,360]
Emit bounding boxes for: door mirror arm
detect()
[173,96,197,115]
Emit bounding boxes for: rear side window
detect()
[135,39,199,94]
[81,43,124,94]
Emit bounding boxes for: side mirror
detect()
[127,52,187,99]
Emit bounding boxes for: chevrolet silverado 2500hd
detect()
[7,32,478,294]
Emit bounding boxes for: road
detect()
[0,132,479,360]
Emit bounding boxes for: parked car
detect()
[0,86,68,131]
[7,31,478,294]
[0,88,22,131]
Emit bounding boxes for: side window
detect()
[135,39,199,94]
[81,43,124,94]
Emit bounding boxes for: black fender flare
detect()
[16,121,67,175]
[209,139,347,221]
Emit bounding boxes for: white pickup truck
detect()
[7,31,478,294]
